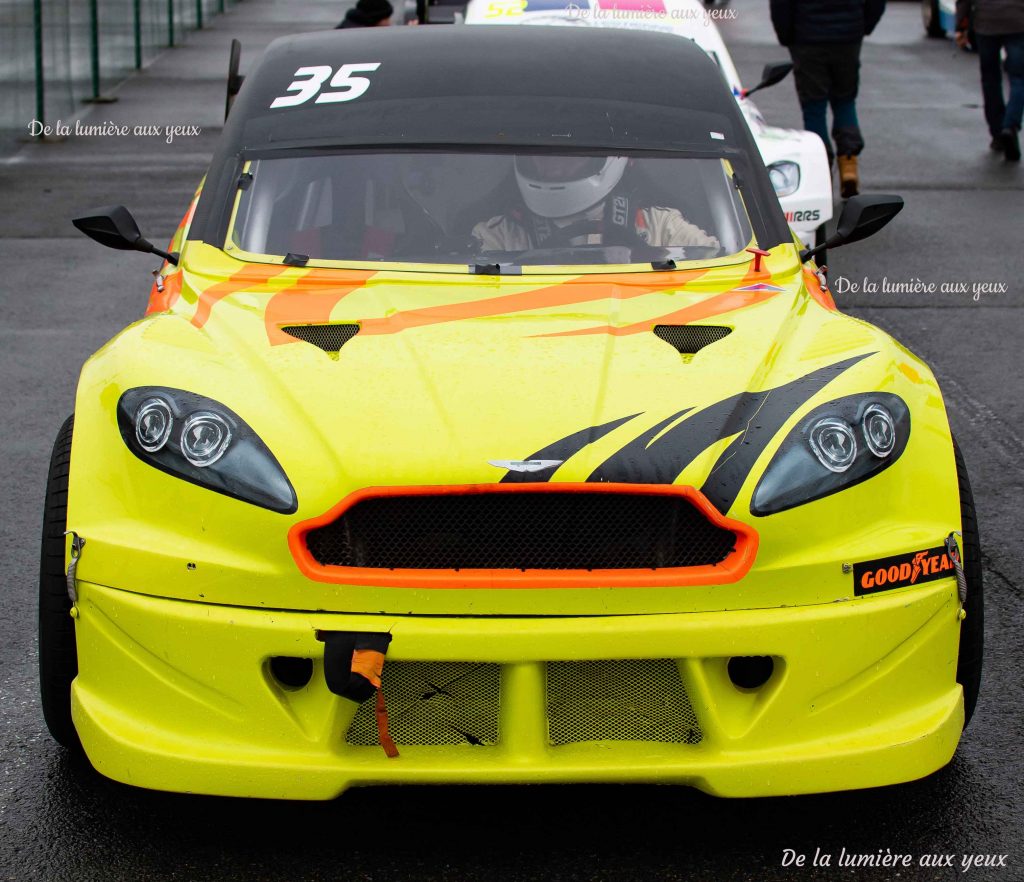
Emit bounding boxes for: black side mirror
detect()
[743,61,793,97]
[72,205,178,265]
[800,194,904,262]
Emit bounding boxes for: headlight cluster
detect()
[767,160,801,197]
[751,393,910,516]
[117,387,297,513]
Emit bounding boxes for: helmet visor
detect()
[514,155,611,183]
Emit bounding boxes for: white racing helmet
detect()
[514,155,629,219]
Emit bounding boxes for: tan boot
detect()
[838,155,859,198]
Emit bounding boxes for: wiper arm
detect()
[470,262,522,275]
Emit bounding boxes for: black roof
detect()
[190,26,792,249]
[227,26,743,153]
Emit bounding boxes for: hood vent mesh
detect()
[654,324,731,354]
[282,323,359,352]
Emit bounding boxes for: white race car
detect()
[463,0,833,248]
[922,0,957,38]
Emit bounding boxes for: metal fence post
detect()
[134,0,142,69]
[33,0,44,130]
[168,0,175,47]
[197,0,204,28]
[84,0,117,103]
[89,0,100,98]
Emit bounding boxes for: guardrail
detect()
[1,0,242,138]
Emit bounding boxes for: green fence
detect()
[1,0,240,139]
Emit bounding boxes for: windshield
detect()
[226,150,754,270]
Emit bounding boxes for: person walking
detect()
[956,0,1024,161]
[769,0,887,197]
[336,0,394,28]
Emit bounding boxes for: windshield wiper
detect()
[471,262,522,275]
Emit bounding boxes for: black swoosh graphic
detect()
[500,412,643,484]
[589,353,874,512]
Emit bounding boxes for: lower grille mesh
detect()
[547,659,702,745]
[346,662,500,747]
[306,491,737,570]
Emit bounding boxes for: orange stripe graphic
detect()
[264,269,376,345]
[804,267,837,310]
[537,288,779,338]
[190,264,289,329]
[146,271,184,316]
[356,269,708,336]
[173,200,195,236]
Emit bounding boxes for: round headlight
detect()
[181,411,232,467]
[135,398,173,452]
[808,417,857,472]
[862,404,896,458]
[767,161,801,198]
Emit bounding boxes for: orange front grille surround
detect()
[288,483,758,589]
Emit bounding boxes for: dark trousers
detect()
[788,41,865,160]
[975,32,1024,136]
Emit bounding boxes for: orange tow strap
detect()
[319,631,398,758]
[351,649,385,689]
[375,688,399,758]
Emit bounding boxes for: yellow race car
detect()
[40,26,983,799]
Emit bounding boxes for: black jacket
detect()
[955,0,1024,35]
[337,11,370,27]
[770,0,887,46]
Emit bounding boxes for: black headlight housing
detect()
[117,387,297,514]
[751,392,910,516]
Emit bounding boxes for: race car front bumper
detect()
[71,580,964,800]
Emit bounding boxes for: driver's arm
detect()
[641,207,720,250]
[471,215,531,252]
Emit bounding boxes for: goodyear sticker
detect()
[853,546,955,596]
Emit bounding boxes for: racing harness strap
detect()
[517,194,651,249]
[319,631,399,758]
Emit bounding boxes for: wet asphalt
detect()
[0,1,1021,880]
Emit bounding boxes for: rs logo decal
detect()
[270,63,381,108]
[853,546,954,595]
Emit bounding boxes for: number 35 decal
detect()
[270,62,381,108]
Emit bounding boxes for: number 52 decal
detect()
[270,62,381,108]
[484,0,527,16]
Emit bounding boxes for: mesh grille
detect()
[346,662,500,747]
[306,492,737,570]
[547,659,702,745]
[654,324,731,354]
[281,323,359,352]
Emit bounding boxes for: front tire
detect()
[953,437,983,728]
[38,415,79,748]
